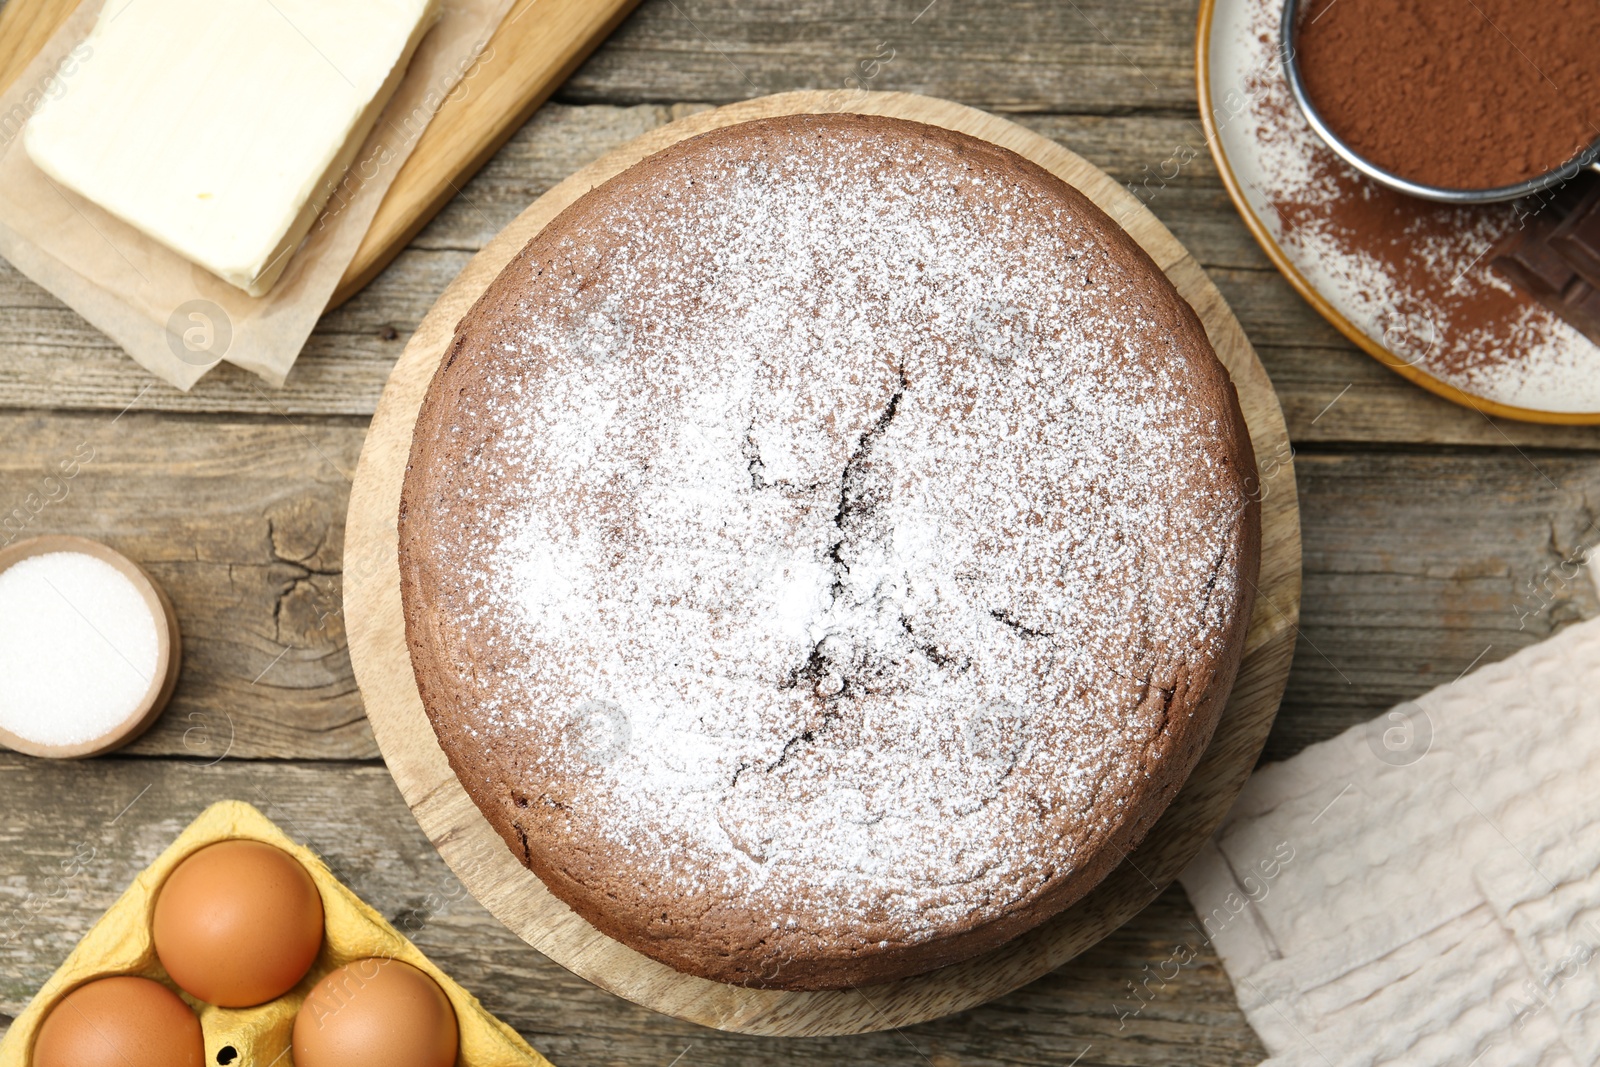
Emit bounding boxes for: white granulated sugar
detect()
[0,551,159,747]
[409,120,1252,946]
[1215,0,1600,413]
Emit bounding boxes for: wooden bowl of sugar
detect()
[0,535,181,759]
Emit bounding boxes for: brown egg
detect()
[152,839,324,1006]
[293,957,459,1067]
[32,975,204,1067]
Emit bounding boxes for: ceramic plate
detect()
[1198,0,1600,422]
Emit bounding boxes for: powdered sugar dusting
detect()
[406,117,1253,959]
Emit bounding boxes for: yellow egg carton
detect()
[0,800,553,1067]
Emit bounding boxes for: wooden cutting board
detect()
[0,0,641,309]
[343,89,1303,1036]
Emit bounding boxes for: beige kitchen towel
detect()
[0,0,514,390]
[1180,613,1600,1067]
[1476,805,1600,1064]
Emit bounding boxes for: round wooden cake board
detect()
[345,89,1303,1037]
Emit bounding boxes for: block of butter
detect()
[24,0,439,297]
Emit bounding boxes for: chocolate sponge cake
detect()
[398,113,1260,990]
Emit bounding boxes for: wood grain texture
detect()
[0,0,69,93]
[343,89,1300,1036]
[3,101,1597,452]
[3,0,1599,1059]
[555,0,1201,113]
[4,416,1592,770]
[0,753,1269,1064]
[1271,448,1600,763]
[0,410,370,761]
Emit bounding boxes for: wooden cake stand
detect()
[345,90,1303,1037]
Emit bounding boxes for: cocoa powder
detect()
[1226,0,1600,412]
[1296,0,1600,191]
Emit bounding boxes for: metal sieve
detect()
[1280,0,1600,204]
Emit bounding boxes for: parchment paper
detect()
[0,0,515,390]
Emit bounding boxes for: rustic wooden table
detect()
[3,2,1596,1064]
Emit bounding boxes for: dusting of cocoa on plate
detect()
[1266,143,1547,378]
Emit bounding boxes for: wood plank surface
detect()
[556,0,1202,113]
[4,418,1595,766]
[4,0,1600,1061]
[0,411,368,760]
[0,754,1267,1064]
[2,101,1596,451]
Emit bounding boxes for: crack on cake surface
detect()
[741,419,768,490]
[827,363,907,587]
[775,363,910,707]
[1195,532,1233,622]
[902,616,972,673]
[988,608,1056,640]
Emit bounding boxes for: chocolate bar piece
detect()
[1491,181,1600,346]
[1550,183,1600,290]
